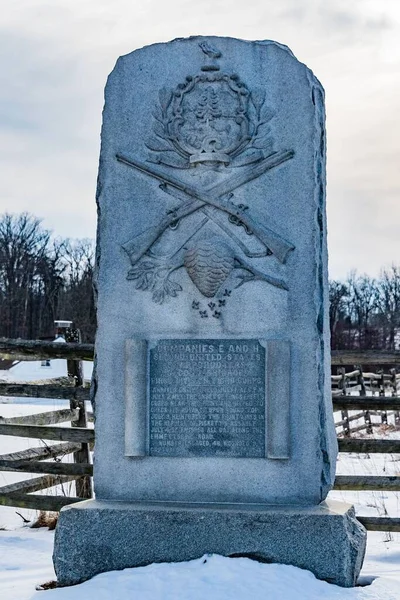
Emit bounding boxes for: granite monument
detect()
[53,36,366,587]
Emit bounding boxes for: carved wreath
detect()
[146,74,275,170]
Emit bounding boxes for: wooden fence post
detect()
[378,369,387,425]
[391,368,400,428]
[357,365,372,434]
[65,328,92,499]
[339,367,351,437]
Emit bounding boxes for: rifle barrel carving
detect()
[117,151,295,264]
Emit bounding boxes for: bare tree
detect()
[0,213,53,338]
[376,265,400,350]
[0,214,96,341]
[346,272,380,349]
[57,239,96,341]
[329,280,349,349]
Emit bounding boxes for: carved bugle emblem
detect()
[117,42,295,309]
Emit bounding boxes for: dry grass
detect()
[30,511,59,530]
[36,581,57,591]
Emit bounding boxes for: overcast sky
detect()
[1,0,399,279]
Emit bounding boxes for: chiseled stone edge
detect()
[307,67,338,500]
[53,499,366,588]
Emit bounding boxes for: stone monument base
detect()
[53,499,366,588]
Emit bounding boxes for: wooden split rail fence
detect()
[0,334,94,512]
[0,341,400,531]
[332,364,400,436]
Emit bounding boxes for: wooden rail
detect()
[0,493,82,511]
[0,423,94,443]
[338,438,400,453]
[1,342,399,367]
[333,397,400,410]
[334,476,400,491]
[0,338,94,361]
[0,460,93,476]
[0,408,80,426]
[0,383,89,400]
[0,471,86,512]
[0,442,82,462]
[332,350,400,366]
[357,517,400,532]
[0,474,77,495]
[332,371,400,381]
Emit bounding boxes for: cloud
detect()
[0,0,399,278]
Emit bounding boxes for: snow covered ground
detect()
[0,362,399,599]
[0,357,93,384]
[0,530,400,600]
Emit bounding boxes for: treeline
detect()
[1,212,399,349]
[330,268,400,350]
[0,213,96,342]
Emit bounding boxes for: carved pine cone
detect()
[184,239,234,297]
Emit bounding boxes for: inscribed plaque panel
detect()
[149,339,265,457]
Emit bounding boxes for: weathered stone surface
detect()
[53,499,366,588]
[92,35,337,505]
[53,35,360,589]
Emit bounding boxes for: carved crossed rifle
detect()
[116,150,295,267]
